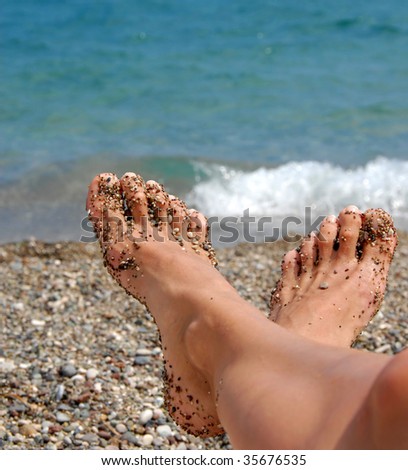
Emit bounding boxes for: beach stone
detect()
[59,364,77,378]
[139,409,153,425]
[134,356,150,366]
[56,412,70,423]
[136,348,152,356]
[121,432,139,445]
[98,430,111,440]
[71,374,85,383]
[153,437,164,447]
[0,360,16,373]
[115,423,127,434]
[55,384,65,401]
[9,403,27,414]
[19,424,37,437]
[141,434,154,446]
[81,433,99,444]
[12,301,24,310]
[86,368,99,380]
[152,409,163,420]
[45,443,57,450]
[156,425,172,438]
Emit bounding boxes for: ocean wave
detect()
[187,157,408,220]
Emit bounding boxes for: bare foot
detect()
[87,172,229,436]
[269,206,398,348]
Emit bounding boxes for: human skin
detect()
[87,173,407,449]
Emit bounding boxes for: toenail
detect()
[345,205,359,213]
[326,215,337,223]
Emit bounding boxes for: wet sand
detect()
[1,236,407,449]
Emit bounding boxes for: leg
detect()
[88,177,406,449]
[337,348,408,449]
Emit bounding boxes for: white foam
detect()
[187,157,408,225]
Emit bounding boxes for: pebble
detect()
[63,436,73,446]
[56,412,70,423]
[153,409,163,420]
[121,432,139,445]
[12,301,24,311]
[19,424,37,437]
[141,434,154,446]
[86,368,99,380]
[115,423,128,434]
[134,356,150,366]
[71,374,85,383]
[0,360,15,373]
[139,409,153,425]
[59,364,77,378]
[156,425,172,438]
[81,433,99,444]
[55,384,65,401]
[135,348,152,356]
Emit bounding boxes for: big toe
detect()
[360,208,398,264]
[87,173,126,242]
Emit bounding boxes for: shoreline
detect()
[1,237,407,449]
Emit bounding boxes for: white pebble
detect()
[139,409,153,425]
[0,359,15,373]
[136,348,152,356]
[141,434,154,446]
[94,382,102,393]
[12,302,24,312]
[156,424,172,438]
[86,368,99,380]
[152,409,163,420]
[71,374,85,383]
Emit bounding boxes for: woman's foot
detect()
[87,173,231,436]
[269,206,398,347]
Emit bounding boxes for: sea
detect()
[1,0,408,245]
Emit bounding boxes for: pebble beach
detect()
[1,235,408,450]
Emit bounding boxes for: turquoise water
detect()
[1,0,408,241]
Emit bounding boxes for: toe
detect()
[187,208,209,244]
[360,209,398,263]
[317,215,339,264]
[120,172,148,225]
[337,205,363,259]
[87,173,126,245]
[168,195,189,237]
[270,250,301,314]
[281,250,301,287]
[145,179,171,224]
[298,232,318,283]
